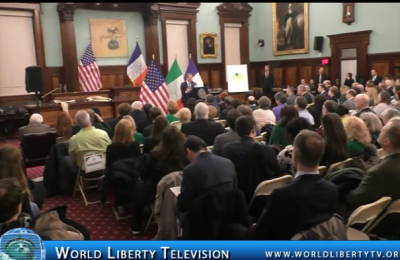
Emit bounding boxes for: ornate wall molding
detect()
[57,3,76,22]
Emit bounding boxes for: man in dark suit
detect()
[317,84,330,98]
[313,67,328,86]
[18,113,51,141]
[203,38,214,55]
[181,73,197,107]
[248,130,338,240]
[177,135,237,213]
[347,120,400,208]
[343,89,356,110]
[107,103,131,136]
[260,65,274,98]
[181,102,226,146]
[143,106,162,137]
[213,109,241,156]
[297,85,313,104]
[354,94,375,117]
[370,69,382,86]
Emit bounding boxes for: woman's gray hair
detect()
[75,110,91,128]
[194,102,209,120]
[258,96,272,110]
[131,101,143,111]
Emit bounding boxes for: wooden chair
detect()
[324,158,353,177]
[318,166,327,175]
[215,119,226,127]
[255,136,263,143]
[207,146,213,152]
[377,148,384,159]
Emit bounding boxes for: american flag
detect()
[78,43,102,92]
[140,60,169,115]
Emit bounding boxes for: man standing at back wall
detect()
[260,64,274,99]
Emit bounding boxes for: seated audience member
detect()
[328,86,339,103]
[269,105,299,147]
[323,80,331,89]
[72,109,112,137]
[295,96,314,126]
[308,94,326,129]
[19,113,50,141]
[319,113,349,168]
[344,116,372,157]
[322,100,338,116]
[373,90,392,117]
[354,94,375,117]
[297,85,312,104]
[305,85,315,100]
[351,86,362,95]
[108,103,132,134]
[178,136,237,213]
[0,146,45,214]
[122,115,144,144]
[253,96,276,129]
[344,73,354,88]
[165,101,179,123]
[186,98,198,121]
[69,110,111,165]
[105,119,141,167]
[277,117,313,176]
[143,106,162,137]
[339,86,350,104]
[205,94,220,117]
[355,84,365,94]
[131,126,187,234]
[378,81,387,92]
[337,104,350,125]
[366,86,379,107]
[223,116,280,198]
[343,89,357,110]
[232,98,242,109]
[208,105,218,120]
[385,79,395,96]
[143,103,153,127]
[220,96,234,120]
[181,102,226,146]
[213,109,241,156]
[55,112,73,143]
[272,92,287,121]
[237,105,252,117]
[217,91,228,110]
[249,130,338,240]
[143,116,169,154]
[175,108,192,128]
[347,119,400,208]
[380,108,399,125]
[129,101,147,131]
[360,112,383,147]
[286,87,296,106]
[318,84,329,98]
[300,79,306,85]
[309,79,316,93]
[248,96,259,111]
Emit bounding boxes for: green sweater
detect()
[347,140,365,157]
[134,132,144,144]
[166,114,179,123]
[268,125,287,147]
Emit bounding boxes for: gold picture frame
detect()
[89,18,128,58]
[200,32,218,58]
[272,3,309,56]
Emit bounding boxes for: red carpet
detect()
[1,140,155,240]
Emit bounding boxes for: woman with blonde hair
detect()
[175,108,191,129]
[165,100,179,123]
[56,111,73,143]
[122,115,144,144]
[0,146,45,216]
[360,112,383,147]
[105,119,141,167]
[366,86,379,106]
[344,116,372,157]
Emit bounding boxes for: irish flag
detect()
[165,58,184,108]
[127,42,147,85]
[185,58,204,87]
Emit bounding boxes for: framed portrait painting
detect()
[272,3,309,56]
[89,18,128,57]
[200,33,218,58]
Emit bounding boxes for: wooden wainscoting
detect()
[197,63,224,89]
[367,52,400,79]
[99,65,132,88]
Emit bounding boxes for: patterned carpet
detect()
[1,140,155,240]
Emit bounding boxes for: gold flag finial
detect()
[136,36,138,41]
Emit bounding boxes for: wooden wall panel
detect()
[367,52,400,80]
[285,67,297,87]
[299,66,312,82]
[272,68,283,87]
[371,62,390,78]
[197,63,224,89]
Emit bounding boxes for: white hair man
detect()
[354,94,375,117]
[68,110,111,165]
[18,113,50,141]
[296,85,313,104]
[381,108,399,125]
[180,102,226,146]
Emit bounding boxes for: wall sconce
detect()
[258,39,265,47]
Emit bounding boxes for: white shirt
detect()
[298,109,315,125]
[253,109,276,128]
[295,171,319,179]
[372,75,377,81]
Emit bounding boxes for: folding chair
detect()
[318,166,326,175]
[377,148,385,159]
[215,119,226,127]
[207,146,213,151]
[73,152,106,206]
[346,197,391,240]
[140,144,143,154]
[261,132,267,142]
[306,103,314,109]
[170,121,182,129]
[324,158,353,177]
[248,175,292,209]
[255,136,263,143]
[367,199,400,237]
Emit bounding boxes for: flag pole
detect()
[175,54,177,59]
[152,54,155,60]
[136,36,138,42]
[189,53,192,59]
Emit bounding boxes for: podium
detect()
[187,86,209,100]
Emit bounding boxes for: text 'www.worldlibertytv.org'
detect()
[264,251,400,259]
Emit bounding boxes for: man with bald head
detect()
[355,84,365,94]
[248,96,258,111]
[385,79,395,96]
[347,120,400,209]
[249,130,338,240]
[354,94,375,117]
[370,69,382,86]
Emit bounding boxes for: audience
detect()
[328,86,339,103]
[339,86,349,104]
[108,103,131,134]
[213,109,241,156]
[122,115,144,144]
[308,94,326,129]
[355,84,365,94]
[208,105,218,120]
[248,96,258,111]
[143,116,169,154]
[130,101,148,132]
[272,92,287,121]
[373,90,392,117]
[360,112,383,147]
[165,101,179,123]
[178,136,237,213]
[68,110,111,165]
[220,96,234,120]
[322,100,338,116]
[269,105,299,147]
[55,112,73,143]
[385,79,395,96]
[0,178,25,235]
[253,96,276,129]
[347,119,400,208]
[206,94,220,117]
[366,86,379,106]
[295,96,314,126]
[143,106,162,137]
[319,113,349,168]
[344,73,354,88]
[249,130,338,240]
[142,103,154,132]
[286,87,296,105]
[218,91,229,111]
[186,98,197,121]
[337,104,350,125]
[297,85,312,104]
[175,108,191,128]
[105,119,141,167]
[85,109,113,138]
[344,116,372,157]
[381,108,399,125]
[277,117,313,176]
[343,89,356,110]
[232,98,242,109]
[19,113,51,141]
[181,102,226,146]
[318,84,329,98]
[354,94,375,117]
